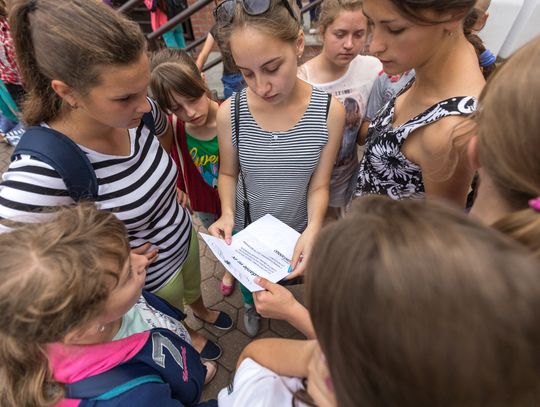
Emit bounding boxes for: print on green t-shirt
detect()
[185,131,219,188]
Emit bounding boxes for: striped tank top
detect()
[231,87,330,232]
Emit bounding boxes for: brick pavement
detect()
[0,141,305,401]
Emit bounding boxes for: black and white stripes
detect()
[0,98,191,292]
[231,88,329,233]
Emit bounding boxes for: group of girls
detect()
[0,0,540,406]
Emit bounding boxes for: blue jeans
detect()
[221,73,245,99]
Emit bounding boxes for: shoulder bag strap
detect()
[235,91,252,226]
[172,115,189,197]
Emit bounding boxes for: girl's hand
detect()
[176,187,192,214]
[288,226,319,279]
[208,213,235,245]
[253,277,297,320]
[132,242,159,265]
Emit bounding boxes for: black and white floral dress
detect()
[355,80,477,200]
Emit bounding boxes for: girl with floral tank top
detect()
[355,0,486,207]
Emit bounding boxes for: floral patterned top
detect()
[355,80,477,200]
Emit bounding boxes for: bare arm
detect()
[253,277,315,338]
[288,96,345,278]
[195,33,215,71]
[358,119,370,145]
[238,338,317,378]
[208,99,238,242]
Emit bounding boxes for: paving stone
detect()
[200,255,216,281]
[217,329,252,372]
[213,261,226,279]
[269,317,302,338]
[183,308,204,330]
[200,276,222,308]
[223,283,244,308]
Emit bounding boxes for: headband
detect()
[479,49,496,67]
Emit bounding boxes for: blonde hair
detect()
[475,36,540,257]
[316,0,364,35]
[222,0,302,45]
[307,196,540,407]
[9,0,146,126]
[149,48,210,112]
[0,204,130,407]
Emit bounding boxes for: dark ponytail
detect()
[463,8,496,79]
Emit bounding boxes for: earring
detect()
[70,103,78,110]
[97,324,105,333]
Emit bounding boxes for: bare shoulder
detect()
[216,97,232,132]
[328,95,345,122]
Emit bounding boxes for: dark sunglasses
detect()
[213,0,298,25]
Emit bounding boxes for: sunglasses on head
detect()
[213,0,298,25]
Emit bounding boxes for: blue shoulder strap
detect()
[142,111,156,135]
[12,126,98,201]
[64,362,163,400]
[11,114,156,202]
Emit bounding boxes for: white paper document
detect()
[200,214,300,292]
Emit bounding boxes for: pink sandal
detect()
[220,279,236,296]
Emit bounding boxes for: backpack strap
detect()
[64,362,163,400]
[12,126,98,201]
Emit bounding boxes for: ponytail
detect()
[9,0,63,125]
[463,8,496,79]
[492,206,540,259]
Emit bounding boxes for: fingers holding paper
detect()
[208,213,235,245]
[287,227,317,279]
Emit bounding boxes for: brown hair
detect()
[475,36,540,257]
[0,0,7,17]
[149,48,210,112]
[387,0,493,77]
[222,0,302,46]
[307,196,540,407]
[0,204,130,407]
[8,0,146,126]
[315,0,364,35]
[463,6,496,79]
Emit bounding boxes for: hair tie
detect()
[528,197,540,212]
[27,0,38,12]
[479,49,496,67]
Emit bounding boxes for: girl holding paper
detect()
[208,0,344,337]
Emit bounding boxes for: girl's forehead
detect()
[230,26,294,50]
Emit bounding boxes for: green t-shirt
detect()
[185,131,219,188]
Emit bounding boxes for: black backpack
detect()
[162,0,188,19]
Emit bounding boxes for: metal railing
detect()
[119,0,323,71]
